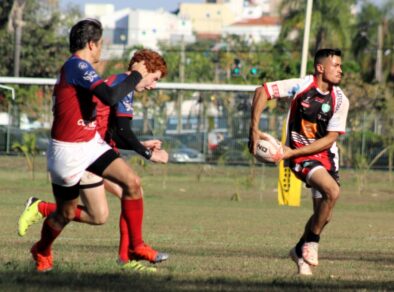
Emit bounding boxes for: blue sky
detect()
[60,0,386,12]
[61,0,204,12]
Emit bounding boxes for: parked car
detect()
[166,132,205,153]
[138,135,205,163]
[211,137,251,165]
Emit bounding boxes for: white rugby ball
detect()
[255,138,283,163]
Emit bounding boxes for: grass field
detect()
[0,156,393,291]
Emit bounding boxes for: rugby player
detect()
[28,19,167,272]
[249,49,349,276]
[19,49,169,273]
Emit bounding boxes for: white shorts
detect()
[311,188,323,199]
[47,132,111,187]
[80,171,103,187]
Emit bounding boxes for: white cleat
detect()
[290,247,313,276]
[302,242,319,266]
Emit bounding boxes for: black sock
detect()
[295,237,305,258]
[305,230,320,243]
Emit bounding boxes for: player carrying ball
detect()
[249,49,349,276]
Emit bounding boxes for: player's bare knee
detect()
[123,175,142,199]
[90,209,109,225]
[326,185,340,203]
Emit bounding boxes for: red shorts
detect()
[290,160,340,186]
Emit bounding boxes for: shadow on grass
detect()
[153,244,394,264]
[66,242,394,266]
[1,269,394,292]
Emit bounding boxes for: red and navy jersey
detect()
[110,73,135,119]
[94,73,134,152]
[51,55,104,142]
[263,75,349,172]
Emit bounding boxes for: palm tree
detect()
[352,1,394,83]
[279,0,355,53]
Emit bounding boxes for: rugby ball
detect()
[255,138,283,163]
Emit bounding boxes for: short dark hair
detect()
[314,48,342,67]
[69,18,103,53]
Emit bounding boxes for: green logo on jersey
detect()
[321,103,331,113]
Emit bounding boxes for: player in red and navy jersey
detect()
[249,49,349,276]
[28,19,168,273]
[18,50,169,272]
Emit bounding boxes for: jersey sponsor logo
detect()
[315,97,325,103]
[317,114,328,122]
[83,71,99,82]
[334,87,343,112]
[321,103,331,113]
[301,95,312,108]
[78,62,88,70]
[271,84,280,98]
[77,119,97,129]
[121,99,133,112]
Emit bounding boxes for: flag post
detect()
[277,0,313,206]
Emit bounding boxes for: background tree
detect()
[279,0,355,53]
[352,0,394,82]
[0,0,81,127]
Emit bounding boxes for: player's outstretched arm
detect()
[112,116,154,160]
[249,86,270,154]
[141,140,162,150]
[93,61,148,106]
[150,149,169,164]
[282,131,339,160]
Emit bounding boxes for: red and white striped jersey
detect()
[263,75,349,172]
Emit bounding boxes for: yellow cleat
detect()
[117,259,157,273]
[18,197,43,237]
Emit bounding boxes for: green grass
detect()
[1,156,394,291]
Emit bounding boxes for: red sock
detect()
[74,207,82,222]
[36,218,62,256]
[38,201,83,221]
[121,198,144,249]
[38,201,56,217]
[118,213,130,262]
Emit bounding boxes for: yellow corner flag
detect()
[278,121,302,206]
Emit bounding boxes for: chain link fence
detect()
[0,80,392,170]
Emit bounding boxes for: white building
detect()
[84,4,194,58]
[222,15,281,43]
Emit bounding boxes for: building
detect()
[222,15,281,43]
[84,4,194,58]
[179,2,238,38]
[179,0,282,40]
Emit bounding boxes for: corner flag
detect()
[277,122,302,206]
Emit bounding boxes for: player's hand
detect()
[142,139,162,150]
[281,145,294,160]
[131,61,148,78]
[248,129,271,155]
[150,149,169,164]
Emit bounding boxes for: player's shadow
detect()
[1,269,394,291]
